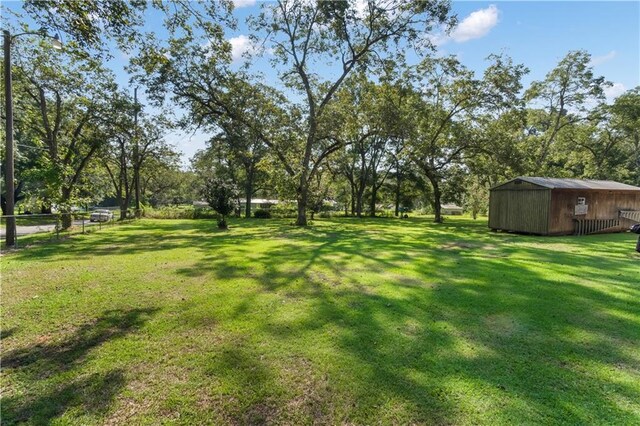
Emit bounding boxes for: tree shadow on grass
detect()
[1,369,126,426]
[4,218,639,422]
[1,326,19,340]
[1,308,157,425]
[3,308,158,371]
[177,222,640,423]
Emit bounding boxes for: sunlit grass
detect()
[2,217,639,424]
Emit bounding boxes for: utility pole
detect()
[133,87,141,218]
[3,30,16,247]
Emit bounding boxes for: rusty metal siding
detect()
[489,188,551,234]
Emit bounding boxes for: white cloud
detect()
[228,35,256,62]
[354,0,368,19]
[450,5,500,43]
[589,50,617,67]
[604,82,626,102]
[232,0,256,8]
[427,5,499,47]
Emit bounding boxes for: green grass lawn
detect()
[2,217,639,424]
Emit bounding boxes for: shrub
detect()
[253,209,272,219]
[193,207,218,219]
[145,206,194,219]
[201,177,238,229]
[271,201,297,218]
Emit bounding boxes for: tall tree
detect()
[21,0,234,58]
[408,54,527,222]
[525,50,610,172]
[247,0,454,225]
[609,87,640,185]
[100,93,173,220]
[9,36,117,226]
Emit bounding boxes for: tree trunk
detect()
[60,209,72,229]
[429,177,443,223]
[394,178,401,217]
[296,178,308,226]
[355,186,365,218]
[134,163,142,218]
[244,181,253,218]
[119,198,127,220]
[350,186,356,216]
[60,188,73,229]
[120,191,132,220]
[369,185,377,217]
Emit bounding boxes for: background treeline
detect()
[2,1,638,225]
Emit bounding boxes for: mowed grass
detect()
[1,217,639,425]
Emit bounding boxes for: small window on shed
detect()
[577,197,586,205]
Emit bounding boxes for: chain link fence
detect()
[1,210,134,250]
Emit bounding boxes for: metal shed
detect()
[489,177,640,235]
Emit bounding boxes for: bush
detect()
[145,206,193,219]
[271,201,297,218]
[145,205,218,220]
[193,207,218,219]
[253,209,272,219]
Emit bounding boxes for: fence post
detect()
[56,215,60,240]
[82,217,85,234]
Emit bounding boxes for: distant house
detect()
[441,204,464,215]
[489,177,640,235]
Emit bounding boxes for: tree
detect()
[408,54,528,222]
[201,177,237,229]
[9,36,118,227]
[21,0,234,58]
[100,93,174,220]
[246,0,454,225]
[407,57,481,223]
[144,163,196,208]
[329,74,382,217]
[525,50,610,172]
[133,0,453,226]
[609,87,640,185]
[199,124,269,218]
[463,175,489,220]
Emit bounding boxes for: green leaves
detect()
[201,176,238,220]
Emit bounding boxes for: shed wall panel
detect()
[489,189,550,234]
[549,190,640,234]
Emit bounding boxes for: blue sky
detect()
[4,1,639,165]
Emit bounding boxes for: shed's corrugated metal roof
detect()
[493,177,640,191]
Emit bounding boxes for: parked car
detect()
[90,209,114,222]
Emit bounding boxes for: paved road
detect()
[0,220,100,237]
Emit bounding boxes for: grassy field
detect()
[1,217,639,424]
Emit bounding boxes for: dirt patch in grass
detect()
[280,356,338,424]
[441,242,498,251]
[380,272,430,288]
[483,314,525,337]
